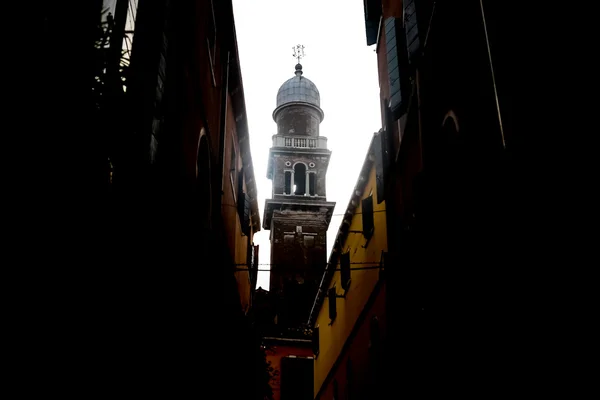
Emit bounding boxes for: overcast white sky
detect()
[232,0,381,290]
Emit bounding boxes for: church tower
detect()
[263,47,336,330]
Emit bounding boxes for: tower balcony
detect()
[272,135,328,150]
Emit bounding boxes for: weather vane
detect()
[292,44,305,64]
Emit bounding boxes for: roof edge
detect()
[307,132,379,326]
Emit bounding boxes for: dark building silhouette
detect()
[359,0,539,398]
[26,1,265,398]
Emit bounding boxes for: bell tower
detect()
[263,46,336,329]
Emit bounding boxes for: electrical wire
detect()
[222,202,387,216]
[235,265,382,272]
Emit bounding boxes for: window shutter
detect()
[237,191,245,224]
[328,287,337,322]
[340,252,351,291]
[385,17,409,118]
[248,242,254,268]
[312,326,320,357]
[362,196,374,239]
[247,243,254,282]
[373,130,389,204]
[363,0,382,46]
[253,245,259,268]
[243,192,251,235]
[380,250,388,280]
[404,0,420,65]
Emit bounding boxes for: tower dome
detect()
[273,64,324,124]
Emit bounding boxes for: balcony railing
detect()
[273,135,327,149]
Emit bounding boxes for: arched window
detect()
[442,110,460,134]
[196,131,212,230]
[308,172,316,195]
[293,163,307,195]
[428,110,460,171]
[284,171,292,194]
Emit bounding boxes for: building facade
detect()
[362,0,519,397]
[309,134,388,399]
[96,0,263,396]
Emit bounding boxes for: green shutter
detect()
[341,252,351,291]
[362,196,374,239]
[237,191,245,224]
[243,193,251,236]
[385,17,409,117]
[404,0,420,64]
[328,287,337,322]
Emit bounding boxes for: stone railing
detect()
[272,135,327,149]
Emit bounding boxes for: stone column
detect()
[305,171,310,195]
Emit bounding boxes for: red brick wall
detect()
[265,344,314,400]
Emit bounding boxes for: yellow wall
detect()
[221,98,256,313]
[314,165,387,396]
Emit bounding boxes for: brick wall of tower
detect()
[275,105,322,136]
[269,210,329,328]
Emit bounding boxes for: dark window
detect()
[346,358,353,400]
[333,379,339,400]
[340,252,351,291]
[362,196,374,239]
[384,17,409,119]
[309,173,316,195]
[369,316,380,350]
[328,287,337,323]
[294,163,306,195]
[304,235,315,248]
[284,234,294,244]
[236,168,251,236]
[312,326,320,357]
[280,357,313,400]
[284,171,292,194]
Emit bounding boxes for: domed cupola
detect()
[273,63,324,137]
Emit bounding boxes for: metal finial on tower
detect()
[292,44,305,64]
[292,44,305,76]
